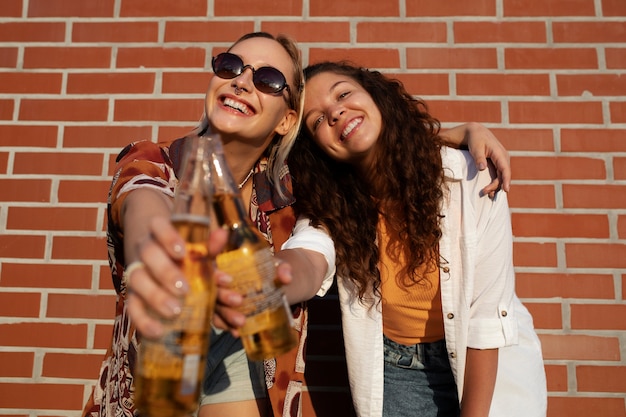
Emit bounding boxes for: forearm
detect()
[461,348,498,417]
[439,122,478,148]
[121,188,174,263]
[275,248,328,305]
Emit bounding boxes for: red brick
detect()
[507,184,556,209]
[51,236,108,261]
[121,0,207,16]
[261,21,350,43]
[58,180,110,203]
[406,0,495,16]
[43,352,106,379]
[47,293,116,320]
[0,72,62,94]
[0,179,51,202]
[457,73,550,96]
[512,156,606,180]
[388,73,449,96]
[408,48,497,69]
[489,124,533,154]
[158,126,197,142]
[539,334,620,360]
[611,101,626,123]
[309,48,400,69]
[7,206,99,231]
[164,21,255,42]
[0,152,7,172]
[114,98,202,122]
[516,273,615,300]
[94,323,115,349]
[28,0,114,17]
[23,47,111,69]
[0,22,65,42]
[509,101,603,124]
[615,157,626,180]
[162,71,212,94]
[577,366,626,393]
[513,242,558,267]
[561,128,626,152]
[571,304,626,330]
[0,47,18,67]
[99,265,115,291]
[548,396,626,417]
[0,382,83,410]
[619,215,626,239]
[455,21,547,43]
[0,323,88,348]
[116,47,205,68]
[603,0,626,16]
[606,47,626,69]
[566,243,626,269]
[525,303,562,329]
[554,22,626,43]
[13,152,103,175]
[505,48,598,69]
[0,99,14,119]
[557,74,626,96]
[504,0,595,16]
[428,100,501,124]
[309,0,396,17]
[563,184,626,209]
[0,235,45,258]
[63,125,152,149]
[67,72,156,94]
[511,213,609,238]
[485,128,555,152]
[0,352,34,377]
[0,292,40,318]
[0,125,57,147]
[72,21,158,42]
[357,22,446,43]
[19,99,109,122]
[0,263,93,289]
[544,364,568,392]
[0,0,22,16]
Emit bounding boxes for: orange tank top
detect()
[378,216,444,345]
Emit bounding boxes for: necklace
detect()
[238,168,254,189]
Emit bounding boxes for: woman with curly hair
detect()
[287,62,547,417]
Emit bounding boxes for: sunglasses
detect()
[211,52,292,96]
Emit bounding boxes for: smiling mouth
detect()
[341,117,362,141]
[223,97,252,115]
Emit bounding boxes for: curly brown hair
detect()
[289,62,445,303]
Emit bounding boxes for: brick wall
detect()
[0,0,625,416]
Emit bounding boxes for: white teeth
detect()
[341,118,361,139]
[224,97,251,115]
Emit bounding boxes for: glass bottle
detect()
[207,133,297,361]
[135,135,217,417]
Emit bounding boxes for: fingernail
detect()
[165,299,182,316]
[174,278,189,294]
[228,293,243,304]
[146,322,164,338]
[217,273,233,285]
[478,162,487,170]
[173,242,185,255]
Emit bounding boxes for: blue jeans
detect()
[383,335,460,417]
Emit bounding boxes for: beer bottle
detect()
[207,133,297,361]
[135,135,217,417]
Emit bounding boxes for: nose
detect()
[231,66,254,92]
[329,106,345,125]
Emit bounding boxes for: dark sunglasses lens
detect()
[212,53,243,79]
[254,67,287,94]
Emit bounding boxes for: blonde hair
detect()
[193,32,304,199]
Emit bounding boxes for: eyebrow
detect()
[303,80,349,123]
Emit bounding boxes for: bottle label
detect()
[216,247,285,323]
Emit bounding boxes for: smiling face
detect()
[205,36,298,148]
[303,71,382,170]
